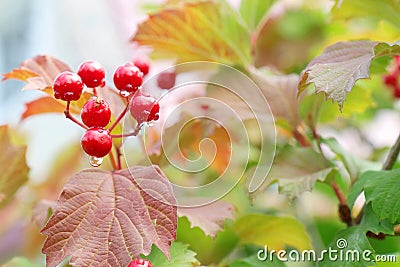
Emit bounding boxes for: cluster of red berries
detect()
[52,58,160,163]
[383,56,400,98]
[128,258,153,267]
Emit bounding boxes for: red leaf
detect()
[41,166,177,267]
[21,96,66,120]
[178,200,235,237]
[2,55,71,92]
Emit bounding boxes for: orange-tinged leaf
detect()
[21,96,66,120]
[178,200,235,237]
[133,1,251,65]
[0,126,29,208]
[41,165,177,267]
[2,54,71,91]
[2,68,37,81]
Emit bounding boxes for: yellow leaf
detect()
[234,214,311,250]
[133,1,251,65]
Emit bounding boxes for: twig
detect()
[108,103,130,132]
[111,124,142,138]
[382,132,400,170]
[116,146,122,170]
[332,181,354,226]
[64,101,89,130]
[108,150,119,170]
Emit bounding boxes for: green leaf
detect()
[0,126,29,208]
[364,169,400,224]
[332,0,400,29]
[2,257,43,267]
[230,255,286,267]
[176,217,239,265]
[239,0,275,31]
[299,40,400,111]
[142,242,199,267]
[233,214,311,250]
[132,1,251,65]
[318,226,375,267]
[360,204,394,235]
[267,146,332,200]
[349,169,400,224]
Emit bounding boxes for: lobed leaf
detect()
[142,242,199,267]
[41,166,177,267]
[267,146,332,201]
[298,40,400,111]
[178,200,235,237]
[0,126,29,208]
[2,54,71,92]
[349,169,400,224]
[132,1,251,65]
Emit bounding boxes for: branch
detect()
[64,101,89,130]
[382,132,400,170]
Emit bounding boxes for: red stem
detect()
[64,101,89,130]
[108,103,130,132]
[293,128,311,147]
[111,123,142,138]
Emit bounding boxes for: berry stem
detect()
[108,149,119,170]
[116,147,122,170]
[111,123,142,138]
[108,103,129,132]
[64,101,89,130]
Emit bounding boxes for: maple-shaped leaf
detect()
[178,200,235,237]
[41,166,177,267]
[132,1,251,65]
[0,126,29,208]
[3,54,71,92]
[299,40,400,111]
[21,96,66,120]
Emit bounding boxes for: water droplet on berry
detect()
[89,156,103,167]
[119,90,131,97]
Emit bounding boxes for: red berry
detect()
[53,71,84,101]
[128,259,153,267]
[113,63,143,93]
[383,73,398,87]
[157,71,176,90]
[81,97,111,127]
[133,57,150,76]
[129,93,160,124]
[81,127,112,157]
[77,60,105,88]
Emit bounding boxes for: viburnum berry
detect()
[81,97,111,127]
[53,71,84,101]
[129,93,160,124]
[128,259,153,267]
[133,57,150,76]
[383,73,398,87]
[77,60,105,88]
[81,127,112,158]
[113,63,143,94]
[157,71,176,90]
